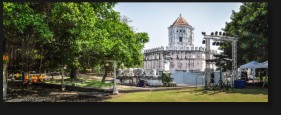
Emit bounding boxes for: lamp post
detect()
[105,60,119,95]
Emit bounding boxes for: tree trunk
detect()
[39,46,43,74]
[70,68,78,79]
[61,61,65,91]
[102,68,108,83]
[3,63,8,100]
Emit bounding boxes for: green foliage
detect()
[3,2,149,81]
[3,2,53,72]
[220,2,268,69]
[47,2,98,78]
[161,72,173,83]
[3,2,53,41]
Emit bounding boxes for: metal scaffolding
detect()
[202,34,238,88]
[205,37,211,88]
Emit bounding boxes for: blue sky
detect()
[113,2,242,51]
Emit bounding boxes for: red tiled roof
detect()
[171,14,189,26]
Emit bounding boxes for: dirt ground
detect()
[4,82,112,102]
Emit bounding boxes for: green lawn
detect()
[106,88,268,102]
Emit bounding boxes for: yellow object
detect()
[16,73,19,78]
[39,75,43,82]
[24,75,29,84]
[3,55,9,63]
[32,75,38,83]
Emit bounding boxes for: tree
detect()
[3,2,53,74]
[3,2,53,97]
[3,2,150,84]
[75,3,150,82]
[48,2,96,79]
[220,2,268,69]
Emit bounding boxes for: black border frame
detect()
[1,0,280,115]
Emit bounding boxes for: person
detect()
[259,71,262,83]
[211,71,215,86]
[245,70,248,81]
[241,70,248,81]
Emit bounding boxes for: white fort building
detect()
[143,14,218,72]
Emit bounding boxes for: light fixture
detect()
[105,63,109,66]
[202,32,206,35]
[216,42,220,46]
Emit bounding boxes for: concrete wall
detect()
[171,70,225,85]
[171,70,204,85]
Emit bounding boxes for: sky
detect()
[113,2,242,52]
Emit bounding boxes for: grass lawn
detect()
[106,88,268,102]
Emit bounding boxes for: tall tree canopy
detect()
[219,2,268,69]
[3,2,149,82]
[48,2,97,79]
[3,2,53,73]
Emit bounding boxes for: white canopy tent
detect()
[255,61,268,68]
[240,61,259,68]
[239,61,268,80]
[239,61,259,79]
